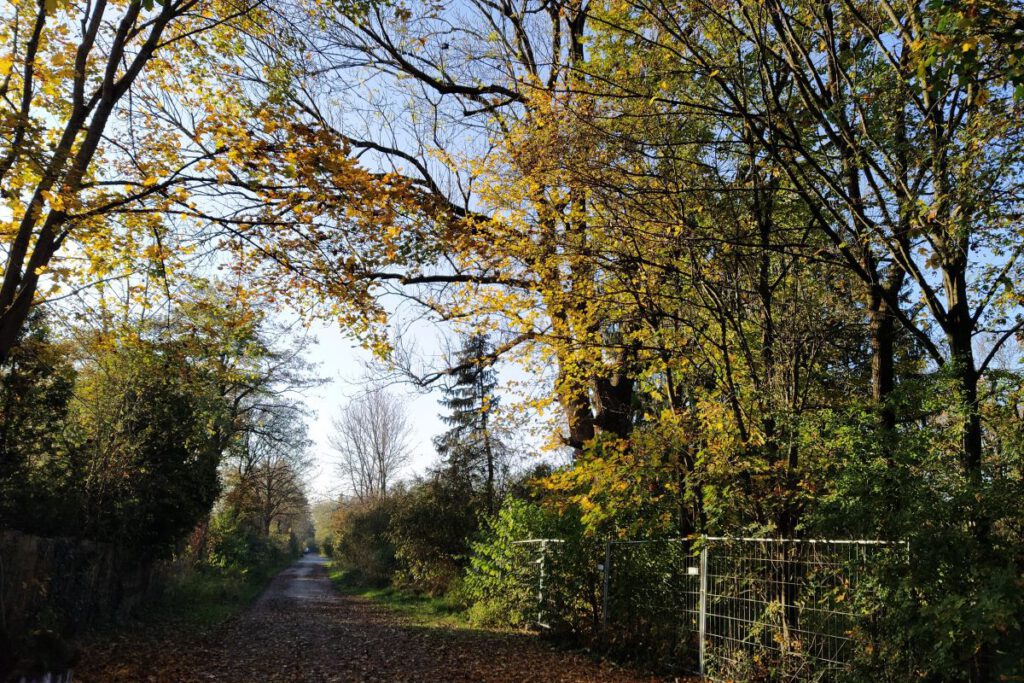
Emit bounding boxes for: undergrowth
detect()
[146,558,292,628]
[328,565,471,630]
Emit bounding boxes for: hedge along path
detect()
[75,555,664,682]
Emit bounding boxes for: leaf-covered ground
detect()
[75,556,665,682]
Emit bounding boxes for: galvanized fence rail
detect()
[510,538,564,628]
[514,535,908,681]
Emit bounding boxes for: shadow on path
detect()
[76,555,661,682]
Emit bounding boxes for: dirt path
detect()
[76,555,660,682]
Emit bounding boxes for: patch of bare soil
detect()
[75,556,665,682]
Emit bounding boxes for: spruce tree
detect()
[433,334,504,514]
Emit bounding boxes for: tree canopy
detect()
[2,0,1023,680]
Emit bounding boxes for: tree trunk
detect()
[944,261,990,682]
[868,287,897,431]
[592,369,634,438]
[482,425,495,516]
[561,389,595,454]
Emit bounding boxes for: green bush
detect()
[331,498,396,587]
[389,476,481,595]
[1,325,225,560]
[464,497,600,635]
[208,512,290,573]
[154,557,288,627]
[807,380,1024,681]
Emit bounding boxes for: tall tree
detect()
[222,404,312,536]
[632,0,1024,478]
[281,0,640,453]
[330,387,411,500]
[433,334,507,514]
[0,0,274,361]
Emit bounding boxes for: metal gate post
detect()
[698,539,709,676]
[601,541,611,629]
[538,539,547,626]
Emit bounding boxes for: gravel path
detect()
[76,555,661,682]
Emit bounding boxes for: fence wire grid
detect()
[513,535,908,681]
[509,538,565,629]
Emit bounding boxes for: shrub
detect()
[464,497,600,635]
[389,475,481,595]
[208,511,290,574]
[331,498,396,587]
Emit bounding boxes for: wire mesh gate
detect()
[516,535,907,681]
[598,538,699,672]
[510,538,565,628]
[696,537,907,680]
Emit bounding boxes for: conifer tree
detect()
[433,335,505,515]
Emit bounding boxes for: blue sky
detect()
[299,314,562,502]
[301,319,449,500]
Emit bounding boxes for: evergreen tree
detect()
[433,335,505,514]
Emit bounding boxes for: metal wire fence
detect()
[514,535,908,681]
[603,538,702,673]
[697,537,908,681]
[509,538,565,629]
